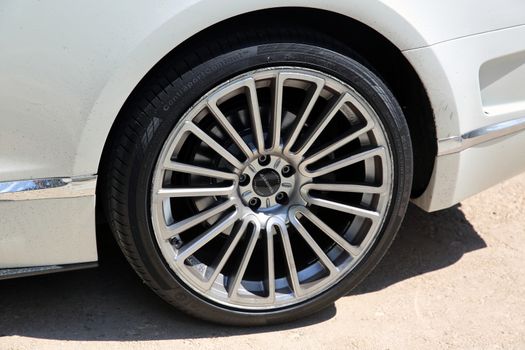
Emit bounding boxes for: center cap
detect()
[252,169,281,197]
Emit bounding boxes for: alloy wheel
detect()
[151,67,393,310]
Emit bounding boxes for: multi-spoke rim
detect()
[151,67,393,310]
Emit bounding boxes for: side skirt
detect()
[0,262,98,281]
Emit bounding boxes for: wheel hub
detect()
[239,155,297,210]
[252,169,281,197]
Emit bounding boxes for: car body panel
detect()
[0,196,97,268]
[2,0,525,182]
[1,0,525,268]
[405,25,525,210]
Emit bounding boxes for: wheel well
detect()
[98,7,436,201]
[251,8,436,197]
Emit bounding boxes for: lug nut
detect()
[239,174,250,186]
[258,155,270,166]
[281,165,295,177]
[170,236,183,249]
[275,192,289,205]
[248,197,261,209]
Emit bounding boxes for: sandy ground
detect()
[1,174,525,350]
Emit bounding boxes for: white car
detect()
[1,1,524,325]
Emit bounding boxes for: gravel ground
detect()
[1,174,525,350]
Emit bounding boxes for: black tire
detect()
[102,28,413,326]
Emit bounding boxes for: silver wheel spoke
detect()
[295,93,351,157]
[228,220,261,298]
[157,186,234,198]
[163,200,235,239]
[301,183,387,195]
[265,222,276,302]
[176,209,240,261]
[245,79,265,153]
[290,207,362,257]
[304,195,381,222]
[202,217,255,291]
[301,146,386,178]
[182,121,244,169]
[300,121,374,169]
[268,217,302,297]
[207,101,254,159]
[283,76,325,155]
[163,161,238,181]
[269,73,284,151]
[288,211,338,275]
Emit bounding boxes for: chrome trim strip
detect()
[0,175,96,201]
[438,116,525,155]
[0,262,98,280]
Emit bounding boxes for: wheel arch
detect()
[91,6,437,210]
